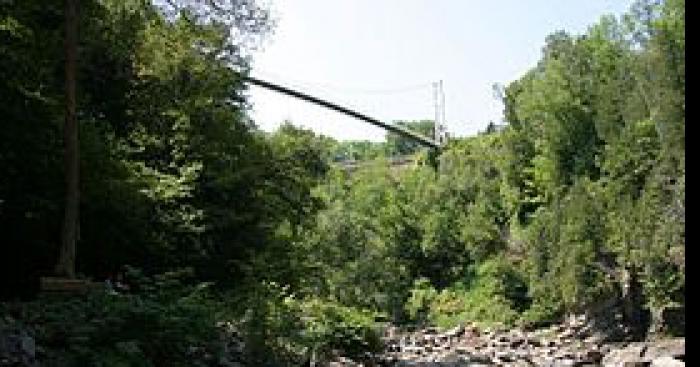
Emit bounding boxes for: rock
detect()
[455,345,471,354]
[494,350,515,362]
[650,356,684,367]
[584,349,604,364]
[537,357,556,367]
[0,326,38,367]
[19,332,35,358]
[438,352,464,363]
[374,322,683,367]
[602,342,647,367]
[444,324,464,338]
[585,333,605,345]
[402,346,422,354]
[560,328,575,339]
[468,354,493,364]
[643,338,684,360]
[622,362,651,367]
[553,358,576,367]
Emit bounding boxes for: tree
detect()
[55,0,79,278]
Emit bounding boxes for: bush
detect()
[228,282,384,366]
[519,282,565,328]
[3,267,224,367]
[404,277,438,324]
[296,298,384,362]
[404,258,528,329]
[232,281,307,366]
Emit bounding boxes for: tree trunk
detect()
[621,266,649,338]
[56,0,79,278]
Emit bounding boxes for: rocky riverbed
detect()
[330,316,684,367]
[1,312,684,366]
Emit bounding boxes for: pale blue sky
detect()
[247,0,633,141]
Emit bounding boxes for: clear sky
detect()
[246,0,633,142]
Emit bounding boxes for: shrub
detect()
[404,277,438,324]
[519,282,565,328]
[4,267,224,367]
[229,282,384,366]
[296,298,384,362]
[404,258,528,329]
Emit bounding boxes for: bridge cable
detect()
[243,75,441,149]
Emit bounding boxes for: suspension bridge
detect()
[242,76,449,150]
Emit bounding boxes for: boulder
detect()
[643,338,684,360]
[602,342,646,367]
[0,324,38,367]
[650,356,684,367]
[584,349,604,364]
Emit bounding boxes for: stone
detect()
[444,324,464,338]
[494,350,515,362]
[650,356,684,367]
[402,346,422,354]
[622,362,651,367]
[553,359,576,367]
[602,342,647,367]
[454,346,470,354]
[560,328,575,339]
[19,332,35,358]
[643,338,684,360]
[584,349,604,364]
[438,352,464,363]
[469,353,493,364]
[375,323,683,367]
[537,357,556,367]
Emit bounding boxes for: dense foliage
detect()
[0,0,683,365]
[285,0,684,337]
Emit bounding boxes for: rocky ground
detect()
[1,313,684,366]
[331,316,684,367]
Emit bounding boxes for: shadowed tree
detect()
[55,0,79,278]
